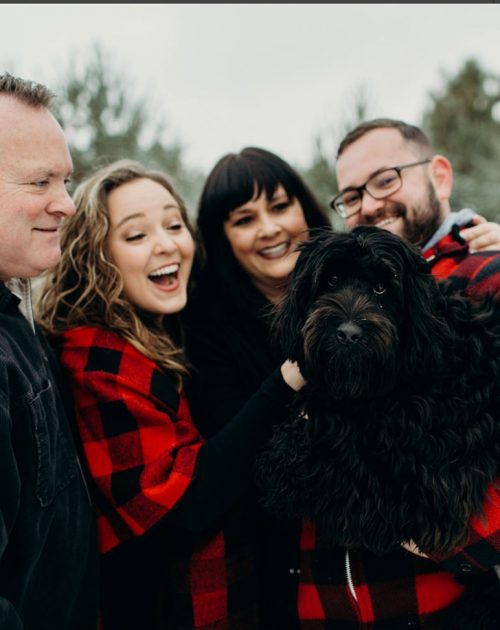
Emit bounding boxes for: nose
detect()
[336,321,362,345]
[153,229,178,254]
[257,214,281,238]
[359,190,385,218]
[47,185,76,217]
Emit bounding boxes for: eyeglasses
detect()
[330,159,431,219]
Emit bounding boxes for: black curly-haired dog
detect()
[257,226,500,626]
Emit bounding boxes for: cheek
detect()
[182,237,196,270]
[107,240,125,274]
[227,232,254,259]
[109,241,144,279]
[346,215,361,229]
[287,207,308,235]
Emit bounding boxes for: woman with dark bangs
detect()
[184,147,330,436]
[182,147,331,626]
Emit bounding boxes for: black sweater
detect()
[183,285,302,629]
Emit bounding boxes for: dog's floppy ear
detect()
[368,229,449,373]
[271,227,335,361]
[352,226,450,374]
[401,263,450,374]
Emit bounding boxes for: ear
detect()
[401,264,449,376]
[429,155,453,206]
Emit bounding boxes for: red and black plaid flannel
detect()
[423,222,500,300]
[297,482,500,628]
[60,326,259,628]
[295,225,500,628]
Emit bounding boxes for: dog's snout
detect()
[336,321,362,344]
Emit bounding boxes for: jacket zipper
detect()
[345,549,358,603]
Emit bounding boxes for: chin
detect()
[159,291,188,316]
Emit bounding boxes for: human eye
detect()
[342,191,361,207]
[233,215,252,227]
[271,201,290,213]
[31,180,49,189]
[372,169,399,191]
[166,221,185,232]
[125,232,145,242]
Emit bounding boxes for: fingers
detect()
[401,540,429,558]
[460,220,500,253]
[470,214,486,225]
[280,359,306,391]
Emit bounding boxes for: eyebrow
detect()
[229,191,289,216]
[339,165,394,194]
[114,203,180,228]
[28,167,74,180]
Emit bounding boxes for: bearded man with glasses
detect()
[334,118,500,294]
[319,117,500,621]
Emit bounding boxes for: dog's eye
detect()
[373,283,386,296]
[328,275,339,288]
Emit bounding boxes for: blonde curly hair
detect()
[36,159,199,383]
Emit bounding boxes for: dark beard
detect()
[401,182,443,247]
[361,181,444,248]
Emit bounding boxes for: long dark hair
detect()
[195,147,331,313]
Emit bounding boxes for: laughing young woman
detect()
[35,160,303,630]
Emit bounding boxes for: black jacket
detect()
[0,283,98,630]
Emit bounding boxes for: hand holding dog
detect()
[280,359,306,391]
[401,540,429,558]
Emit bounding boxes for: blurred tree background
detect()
[422,58,500,222]
[51,44,204,212]
[51,46,500,224]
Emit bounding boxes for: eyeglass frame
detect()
[330,158,432,219]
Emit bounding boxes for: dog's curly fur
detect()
[258,226,500,557]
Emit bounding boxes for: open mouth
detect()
[375,216,398,228]
[373,209,404,229]
[148,263,180,289]
[258,242,290,259]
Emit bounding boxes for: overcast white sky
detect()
[2,4,500,173]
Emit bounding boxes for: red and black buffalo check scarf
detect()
[60,326,259,628]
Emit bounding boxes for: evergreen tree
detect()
[300,85,372,230]
[422,58,500,221]
[51,44,204,213]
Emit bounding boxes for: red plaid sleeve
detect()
[428,483,500,575]
[60,326,203,554]
[424,229,500,301]
[423,231,500,573]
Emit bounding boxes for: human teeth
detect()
[260,243,288,256]
[376,217,396,228]
[149,264,179,277]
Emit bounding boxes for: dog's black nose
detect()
[336,321,362,344]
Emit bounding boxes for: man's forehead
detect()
[0,100,70,190]
[336,128,417,187]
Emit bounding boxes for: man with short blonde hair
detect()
[0,73,98,630]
